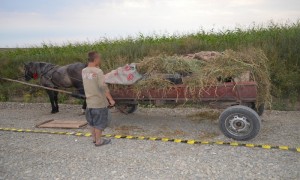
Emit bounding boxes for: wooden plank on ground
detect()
[37,120,87,129]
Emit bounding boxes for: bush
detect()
[0,21,299,108]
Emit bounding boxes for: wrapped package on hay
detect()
[105,63,142,85]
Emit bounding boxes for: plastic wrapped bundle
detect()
[105,63,142,85]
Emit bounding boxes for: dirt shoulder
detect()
[0,102,299,147]
[0,102,299,179]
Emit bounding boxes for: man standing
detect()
[82,51,115,146]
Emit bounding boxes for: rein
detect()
[0,77,85,99]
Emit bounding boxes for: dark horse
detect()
[24,62,87,113]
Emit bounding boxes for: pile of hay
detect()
[131,48,271,107]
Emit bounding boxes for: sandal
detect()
[95,139,111,146]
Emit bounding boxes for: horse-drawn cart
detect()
[111,81,262,141]
[1,61,264,141]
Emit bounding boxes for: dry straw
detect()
[114,48,272,108]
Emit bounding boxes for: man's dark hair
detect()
[88,51,100,62]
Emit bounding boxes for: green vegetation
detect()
[0,21,299,109]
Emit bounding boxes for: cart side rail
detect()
[111,81,257,102]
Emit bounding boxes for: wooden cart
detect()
[111,81,263,141]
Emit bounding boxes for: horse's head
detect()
[24,62,38,81]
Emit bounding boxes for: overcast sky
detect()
[0,0,299,47]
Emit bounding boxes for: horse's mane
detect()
[32,61,86,67]
[33,62,56,67]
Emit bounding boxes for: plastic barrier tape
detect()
[0,127,299,153]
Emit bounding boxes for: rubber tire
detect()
[126,104,138,114]
[219,105,261,141]
[117,104,138,114]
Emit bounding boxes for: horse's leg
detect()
[78,88,86,113]
[82,100,87,111]
[53,91,59,112]
[46,90,57,114]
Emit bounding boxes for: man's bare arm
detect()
[97,70,115,106]
[105,90,115,106]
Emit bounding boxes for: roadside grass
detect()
[0,21,299,109]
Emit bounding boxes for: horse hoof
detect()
[51,110,58,114]
[78,109,86,116]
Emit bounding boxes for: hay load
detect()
[185,51,221,61]
[109,48,272,107]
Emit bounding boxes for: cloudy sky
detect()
[0,0,299,47]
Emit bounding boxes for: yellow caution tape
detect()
[215,141,224,145]
[138,136,145,140]
[201,141,209,144]
[126,136,133,139]
[262,144,271,149]
[187,140,195,144]
[114,135,122,139]
[0,127,299,153]
[84,133,92,137]
[230,142,239,146]
[162,138,169,142]
[246,144,255,147]
[278,146,288,150]
[174,139,182,143]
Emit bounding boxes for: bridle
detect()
[24,65,38,80]
[24,64,57,81]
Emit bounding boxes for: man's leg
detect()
[95,128,103,144]
[90,127,96,143]
[94,108,111,146]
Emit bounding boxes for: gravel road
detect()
[0,102,299,179]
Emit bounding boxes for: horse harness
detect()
[25,63,85,91]
[40,65,61,87]
[25,64,59,87]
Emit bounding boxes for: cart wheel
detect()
[118,104,138,114]
[219,105,261,141]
